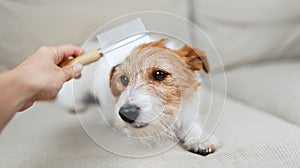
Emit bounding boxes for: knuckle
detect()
[48,89,59,100]
[65,43,76,48]
[61,69,73,81]
[37,46,54,55]
[38,46,50,52]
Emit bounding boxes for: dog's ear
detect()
[175,45,210,73]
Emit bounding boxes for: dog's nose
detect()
[119,105,139,123]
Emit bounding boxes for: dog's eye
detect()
[120,75,129,86]
[152,70,169,81]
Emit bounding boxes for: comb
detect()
[59,18,147,67]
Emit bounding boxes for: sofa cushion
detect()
[1,89,299,167]
[193,0,300,70]
[214,59,300,126]
[0,0,187,69]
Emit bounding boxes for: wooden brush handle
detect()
[59,50,102,67]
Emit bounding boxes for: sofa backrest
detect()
[192,0,300,70]
[0,0,187,69]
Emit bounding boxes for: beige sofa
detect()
[1,0,300,167]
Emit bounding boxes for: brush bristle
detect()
[97,18,147,50]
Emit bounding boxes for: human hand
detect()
[13,44,84,111]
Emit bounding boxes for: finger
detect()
[52,44,84,65]
[61,63,83,82]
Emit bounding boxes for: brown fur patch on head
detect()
[134,39,210,73]
[109,39,209,102]
[146,67,182,106]
[109,64,124,97]
[134,39,168,51]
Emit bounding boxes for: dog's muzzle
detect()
[118,104,139,123]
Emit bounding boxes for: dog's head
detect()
[109,39,209,138]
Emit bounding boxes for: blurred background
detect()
[0,0,300,167]
[1,0,299,123]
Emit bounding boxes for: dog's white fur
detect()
[56,39,220,155]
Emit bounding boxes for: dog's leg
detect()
[183,124,219,156]
[175,121,220,156]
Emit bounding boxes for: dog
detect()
[56,39,219,156]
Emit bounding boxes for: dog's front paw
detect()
[183,135,220,156]
[186,143,216,156]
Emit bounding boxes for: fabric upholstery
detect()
[0,89,299,167]
[213,60,300,126]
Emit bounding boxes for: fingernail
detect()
[74,73,82,79]
[80,49,85,55]
[73,63,83,75]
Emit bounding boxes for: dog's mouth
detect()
[131,122,148,128]
[117,103,164,130]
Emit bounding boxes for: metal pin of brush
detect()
[59,18,147,67]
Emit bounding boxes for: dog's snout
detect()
[119,105,139,123]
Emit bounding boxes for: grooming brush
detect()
[59,18,147,67]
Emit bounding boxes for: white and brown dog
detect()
[57,39,219,156]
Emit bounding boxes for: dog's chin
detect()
[113,120,149,135]
[115,119,174,138]
[131,122,149,128]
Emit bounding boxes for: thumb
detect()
[61,63,83,82]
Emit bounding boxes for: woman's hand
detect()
[14,44,84,110]
[0,44,84,131]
